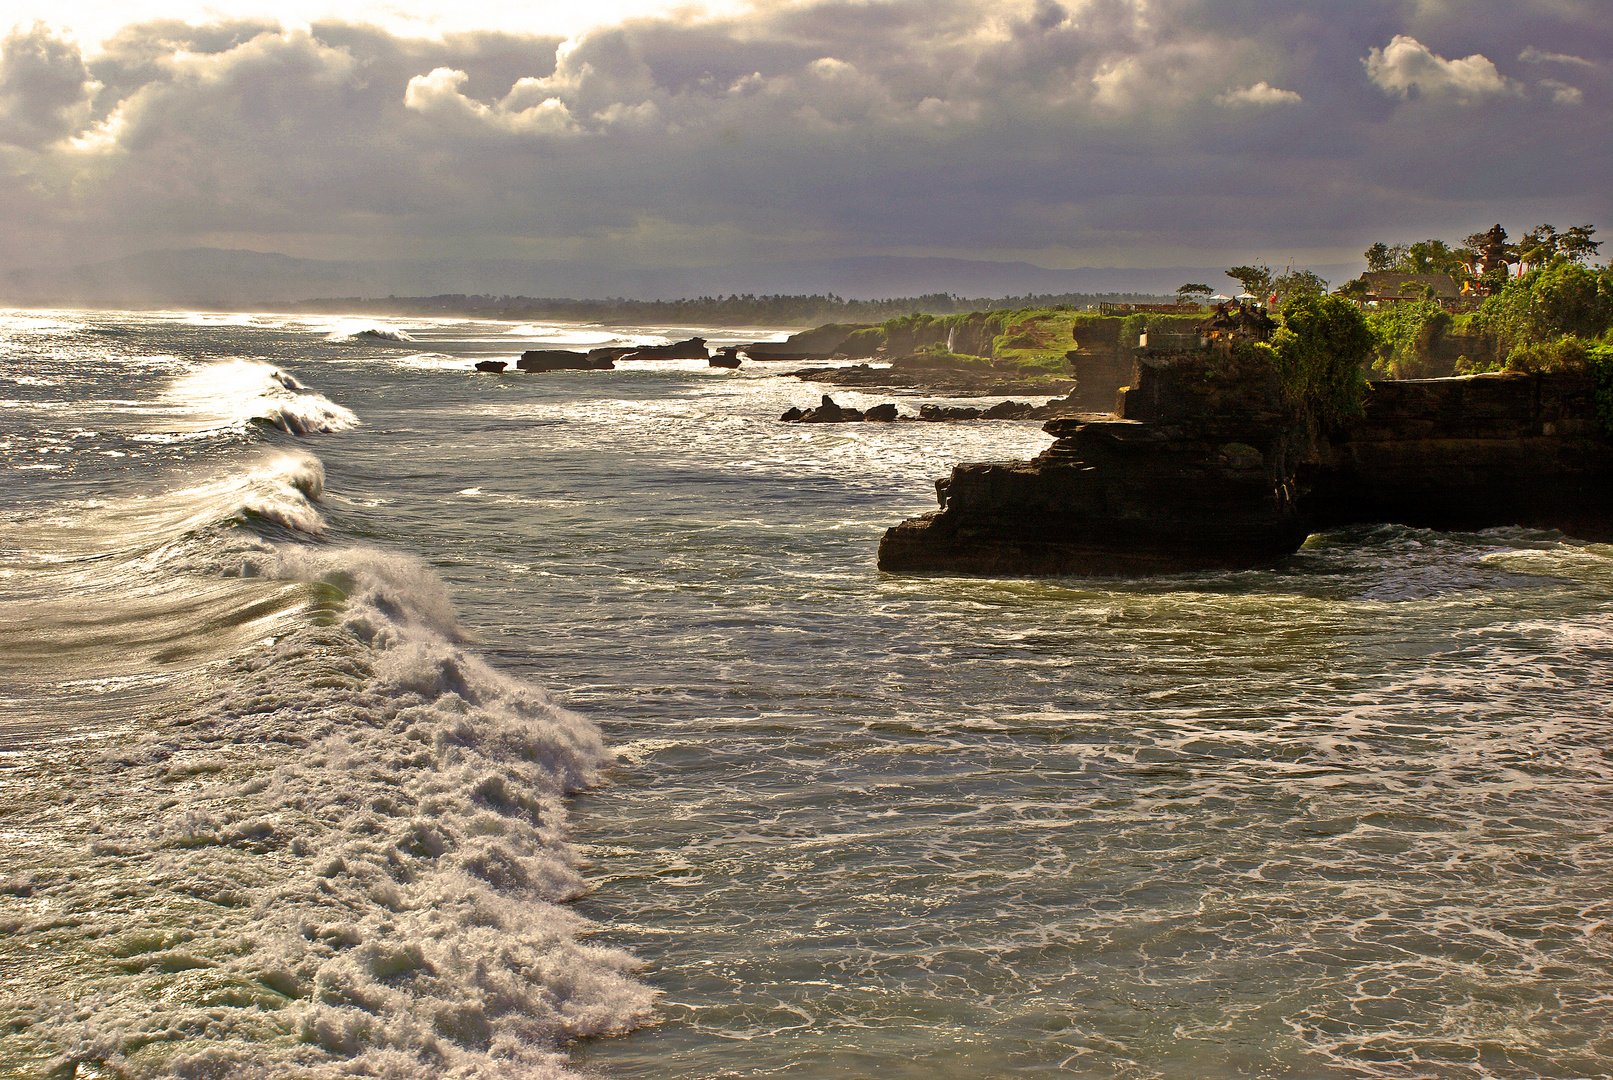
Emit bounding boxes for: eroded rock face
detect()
[1306,374,1613,539]
[878,361,1613,576]
[879,357,1311,575]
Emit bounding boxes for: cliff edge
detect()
[877,358,1613,576]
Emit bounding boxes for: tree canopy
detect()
[1267,293,1375,427]
[1225,265,1273,301]
[1273,269,1328,305]
[1360,223,1602,297]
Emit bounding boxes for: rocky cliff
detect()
[878,359,1613,576]
[1306,374,1613,538]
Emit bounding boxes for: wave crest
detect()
[165,359,359,436]
[325,322,416,343]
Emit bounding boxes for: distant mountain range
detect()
[0,248,1360,308]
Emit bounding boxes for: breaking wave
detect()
[325,322,417,343]
[1,445,653,1078]
[164,359,359,435]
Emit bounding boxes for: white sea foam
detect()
[164,359,359,435]
[4,540,653,1078]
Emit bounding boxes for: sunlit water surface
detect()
[2,309,1610,1079]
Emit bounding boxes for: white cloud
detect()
[1215,81,1301,107]
[405,66,578,136]
[1364,35,1520,102]
[1518,46,1597,68]
[1538,78,1583,105]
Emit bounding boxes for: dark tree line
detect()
[287,290,1175,326]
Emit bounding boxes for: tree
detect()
[1226,264,1273,302]
[1272,269,1329,304]
[1519,224,1560,270]
[1336,278,1371,302]
[1525,261,1613,340]
[1364,242,1408,273]
[1479,262,1613,348]
[1560,225,1602,264]
[1176,283,1212,304]
[1513,223,1602,269]
[1403,239,1468,281]
[1268,293,1375,427]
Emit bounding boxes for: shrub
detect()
[1480,263,1613,352]
[1503,336,1591,374]
[1270,294,1375,428]
[1590,344,1613,437]
[1365,300,1450,379]
[1526,262,1613,342]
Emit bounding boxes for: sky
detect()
[0,0,1608,292]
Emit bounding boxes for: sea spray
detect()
[324,322,417,344]
[163,359,359,436]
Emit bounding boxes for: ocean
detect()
[2,308,1611,1080]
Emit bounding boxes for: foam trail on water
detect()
[163,359,359,435]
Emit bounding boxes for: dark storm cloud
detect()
[0,0,1607,278]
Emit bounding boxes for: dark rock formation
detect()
[624,337,709,360]
[878,359,1613,576]
[781,394,1086,425]
[589,347,637,365]
[1305,374,1613,538]
[919,404,983,421]
[791,394,863,422]
[474,360,508,373]
[710,347,742,368]
[518,350,614,371]
[791,363,1077,399]
[743,323,870,361]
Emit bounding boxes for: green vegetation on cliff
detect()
[1226,294,1373,430]
[834,305,1210,376]
[1366,301,1457,380]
